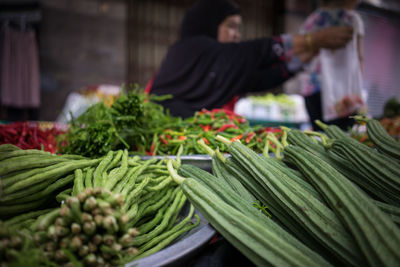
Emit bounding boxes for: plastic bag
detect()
[319,37,366,121]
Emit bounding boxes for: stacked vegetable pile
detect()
[167,116,400,267]
[0,145,199,266]
[148,108,282,156]
[0,121,65,153]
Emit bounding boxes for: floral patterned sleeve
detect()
[279,34,303,73]
[300,11,324,34]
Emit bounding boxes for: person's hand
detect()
[311,26,354,51]
[292,26,353,64]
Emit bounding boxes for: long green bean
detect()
[129,189,183,246]
[0,155,71,176]
[93,150,113,187]
[166,194,187,230]
[0,198,49,217]
[3,208,54,226]
[105,150,123,172]
[105,150,129,190]
[120,159,157,196]
[56,188,73,203]
[0,176,58,203]
[127,187,173,226]
[6,174,75,204]
[112,166,140,194]
[0,149,51,161]
[84,167,94,188]
[3,159,100,194]
[136,203,170,235]
[0,144,20,152]
[124,177,151,211]
[2,161,71,188]
[72,169,84,196]
[138,204,196,253]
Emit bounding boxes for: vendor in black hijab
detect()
[150,0,353,118]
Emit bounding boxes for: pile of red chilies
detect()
[0,122,64,153]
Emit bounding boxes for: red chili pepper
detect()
[200,125,211,132]
[200,108,209,114]
[263,127,282,133]
[245,132,255,143]
[178,136,187,140]
[202,137,210,145]
[231,134,243,142]
[359,135,367,143]
[210,108,222,113]
[150,142,155,154]
[217,124,238,132]
[165,134,172,139]
[4,127,18,135]
[160,136,169,145]
[33,127,39,146]
[222,109,233,115]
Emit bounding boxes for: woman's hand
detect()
[311,26,354,50]
[292,26,353,64]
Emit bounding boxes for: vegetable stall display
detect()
[2,79,400,267]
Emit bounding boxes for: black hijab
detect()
[151,0,289,118]
[180,0,241,39]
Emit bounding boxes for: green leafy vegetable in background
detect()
[58,85,179,158]
[58,103,127,157]
[110,90,143,129]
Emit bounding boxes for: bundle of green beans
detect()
[0,145,99,219]
[32,187,139,266]
[68,149,200,264]
[0,144,199,266]
[0,221,48,266]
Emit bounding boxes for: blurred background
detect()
[0,0,399,125]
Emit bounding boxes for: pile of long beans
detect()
[0,144,95,218]
[32,188,140,266]
[0,144,199,266]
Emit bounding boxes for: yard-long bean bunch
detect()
[0,144,199,266]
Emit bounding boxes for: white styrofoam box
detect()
[234,94,309,123]
[234,98,253,118]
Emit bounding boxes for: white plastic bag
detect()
[319,37,366,121]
